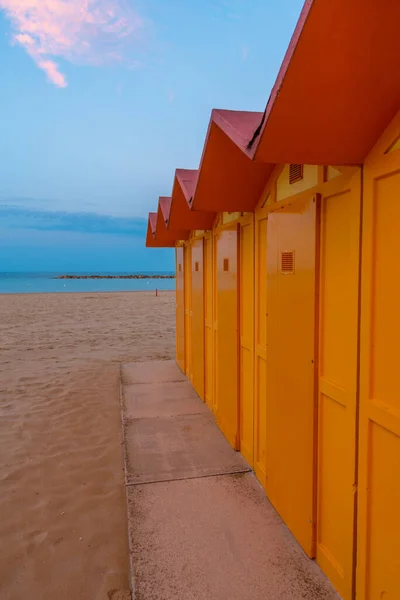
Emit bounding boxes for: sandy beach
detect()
[0,291,175,600]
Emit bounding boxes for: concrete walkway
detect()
[120,360,340,600]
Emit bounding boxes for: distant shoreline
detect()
[55,274,175,280]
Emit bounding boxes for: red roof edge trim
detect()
[246,0,314,157]
[175,169,198,205]
[149,212,157,237]
[190,109,264,208]
[159,196,172,225]
[190,117,213,207]
[212,109,264,155]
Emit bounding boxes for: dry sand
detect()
[0,291,175,600]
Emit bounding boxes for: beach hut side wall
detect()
[316,167,361,598]
[251,164,361,593]
[238,214,255,467]
[213,216,240,449]
[175,246,186,373]
[254,202,269,490]
[190,236,205,400]
[357,108,400,600]
[204,232,215,412]
[265,193,318,558]
[184,243,192,380]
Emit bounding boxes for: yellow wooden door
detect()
[266,196,318,557]
[190,238,205,400]
[316,170,361,599]
[254,208,268,489]
[184,243,192,380]
[212,230,218,416]
[215,226,239,449]
[175,246,185,373]
[204,233,214,410]
[239,217,255,466]
[357,116,400,600]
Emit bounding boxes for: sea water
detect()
[0,272,176,294]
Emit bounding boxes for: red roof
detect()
[176,169,197,201]
[168,169,215,231]
[145,212,172,248]
[191,109,272,212]
[146,0,400,247]
[159,196,172,224]
[149,212,157,235]
[248,0,400,164]
[156,198,190,244]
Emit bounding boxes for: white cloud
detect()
[0,0,145,87]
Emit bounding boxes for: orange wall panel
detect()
[266,197,317,557]
[239,218,255,466]
[175,246,185,373]
[204,234,214,411]
[215,226,239,448]
[184,244,192,380]
[191,238,205,400]
[254,209,268,488]
[357,117,400,599]
[316,171,361,599]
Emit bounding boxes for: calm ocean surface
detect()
[0,272,176,294]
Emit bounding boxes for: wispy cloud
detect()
[212,0,242,21]
[0,0,145,87]
[0,205,147,236]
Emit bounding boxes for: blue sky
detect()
[0,0,303,272]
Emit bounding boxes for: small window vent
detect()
[289,164,303,184]
[195,261,199,272]
[281,251,295,274]
[223,258,229,272]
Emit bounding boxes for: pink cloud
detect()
[37,59,67,88]
[0,0,144,87]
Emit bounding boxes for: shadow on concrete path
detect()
[120,360,340,600]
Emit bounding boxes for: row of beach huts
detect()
[145,1,400,598]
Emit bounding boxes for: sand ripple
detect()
[0,291,175,599]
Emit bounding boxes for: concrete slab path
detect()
[120,360,340,600]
